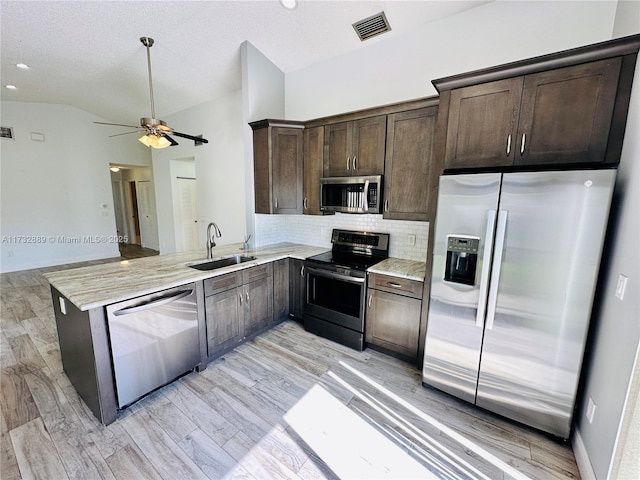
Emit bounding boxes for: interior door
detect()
[422,173,501,404]
[475,169,616,438]
[136,181,159,250]
[176,177,199,251]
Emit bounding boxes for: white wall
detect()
[0,102,147,272]
[241,41,286,248]
[285,1,617,119]
[151,90,247,255]
[574,3,640,479]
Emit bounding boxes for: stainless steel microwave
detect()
[320,175,383,214]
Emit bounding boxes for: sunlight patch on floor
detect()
[284,384,438,479]
[338,360,532,480]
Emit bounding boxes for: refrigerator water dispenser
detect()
[444,235,480,286]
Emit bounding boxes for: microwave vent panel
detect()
[353,11,391,41]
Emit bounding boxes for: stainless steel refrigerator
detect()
[422,169,616,438]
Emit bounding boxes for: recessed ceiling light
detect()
[279,0,298,10]
[110,166,121,172]
[4,85,17,90]
[16,63,30,69]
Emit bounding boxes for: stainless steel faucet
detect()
[206,222,222,259]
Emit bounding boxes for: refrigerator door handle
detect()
[486,210,508,330]
[476,210,497,327]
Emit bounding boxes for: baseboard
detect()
[573,428,598,480]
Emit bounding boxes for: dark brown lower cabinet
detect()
[289,258,306,320]
[366,273,423,362]
[273,258,290,322]
[204,263,273,359]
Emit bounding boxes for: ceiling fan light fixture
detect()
[139,133,171,149]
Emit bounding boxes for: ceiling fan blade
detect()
[164,134,179,146]
[172,131,209,144]
[94,121,143,129]
[109,130,142,138]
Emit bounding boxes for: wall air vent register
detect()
[1,126,14,140]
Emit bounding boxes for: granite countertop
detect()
[368,257,426,282]
[44,242,427,311]
[44,243,326,311]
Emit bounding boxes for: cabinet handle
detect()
[304,197,308,210]
[506,134,511,156]
[245,291,250,304]
[387,282,403,289]
[239,293,243,305]
[346,157,351,170]
[384,199,389,212]
[300,265,305,277]
[353,156,357,170]
[368,295,372,308]
[520,133,526,155]
[275,197,278,209]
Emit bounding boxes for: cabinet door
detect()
[384,108,437,221]
[272,127,303,214]
[351,116,387,175]
[273,258,289,322]
[445,77,523,170]
[515,57,622,166]
[244,277,273,336]
[289,259,305,320]
[366,288,421,359]
[303,126,324,215]
[324,122,350,176]
[205,287,244,357]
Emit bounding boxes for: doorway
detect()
[176,177,199,251]
[129,181,142,245]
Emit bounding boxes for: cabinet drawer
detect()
[368,273,423,299]
[204,271,242,297]
[242,263,273,284]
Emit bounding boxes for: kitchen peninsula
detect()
[44,243,425,425]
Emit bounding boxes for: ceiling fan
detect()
[94,37,209,149]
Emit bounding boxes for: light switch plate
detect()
[615,274,628,300]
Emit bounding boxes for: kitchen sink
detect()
[187,255,256,271]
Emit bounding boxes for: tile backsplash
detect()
[255,213,429,262]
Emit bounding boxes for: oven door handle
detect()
[306,267,366,284]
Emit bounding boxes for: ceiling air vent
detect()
[1,126,15,140]
[353,11,391,41]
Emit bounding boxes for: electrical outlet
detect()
[586,396,596,424]
[407,234,416,246]
[59,297,67,315]
[615,274,628,300]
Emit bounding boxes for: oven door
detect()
[305,267,366,332]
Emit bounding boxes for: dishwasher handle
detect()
[112,289,194,316]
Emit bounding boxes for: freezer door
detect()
[423,173,501,403]
[475,169,616,438]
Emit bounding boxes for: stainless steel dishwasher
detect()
[106,283,200,408]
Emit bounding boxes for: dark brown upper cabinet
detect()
[250,120,304,214]
[434,34,640,171]
[324,116,386,176]
[302,126,324,215]
[383,104,438,221]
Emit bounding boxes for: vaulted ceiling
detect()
[0,1,488,125]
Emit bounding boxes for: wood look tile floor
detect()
[0,257,581,480]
